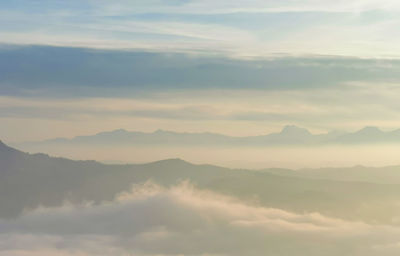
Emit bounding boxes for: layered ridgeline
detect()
[2,140,400,225]
[13,125,400,148]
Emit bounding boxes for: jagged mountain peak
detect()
[356,126,382,133]
[280,125,311,136]
[153,129,174,134]
[98,128,129,135]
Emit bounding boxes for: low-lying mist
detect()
[2,182,400,256]
[3,141,400,255]
[16,144,400,169]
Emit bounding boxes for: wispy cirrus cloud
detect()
[1,1,400,57]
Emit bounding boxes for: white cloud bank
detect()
[1,181,400,256]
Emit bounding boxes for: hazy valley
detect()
[12,125,400,169]
[2,140,400,255]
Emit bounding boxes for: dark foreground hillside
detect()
[1,140,400,224]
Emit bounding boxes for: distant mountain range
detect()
[2,140,400,224]
[13,125,400,148]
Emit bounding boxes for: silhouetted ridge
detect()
[0,140,21,154]
[0,140,10,149]
[97,128,129,136]
[279,125,311,136]
[148,158,195,168]
[13,125,400,151]
[3,141,400,225]
[357,126,382,134]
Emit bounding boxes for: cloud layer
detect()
[1,182,400,256]
[2,46,400,144]
[3,46,400,97]
[2,1,400,57]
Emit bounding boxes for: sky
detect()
[1,0,400,145]
[2,0,400,57]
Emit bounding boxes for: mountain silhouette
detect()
[335,126,400,143]
[15,125,400,150]
[2,141,400,224]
